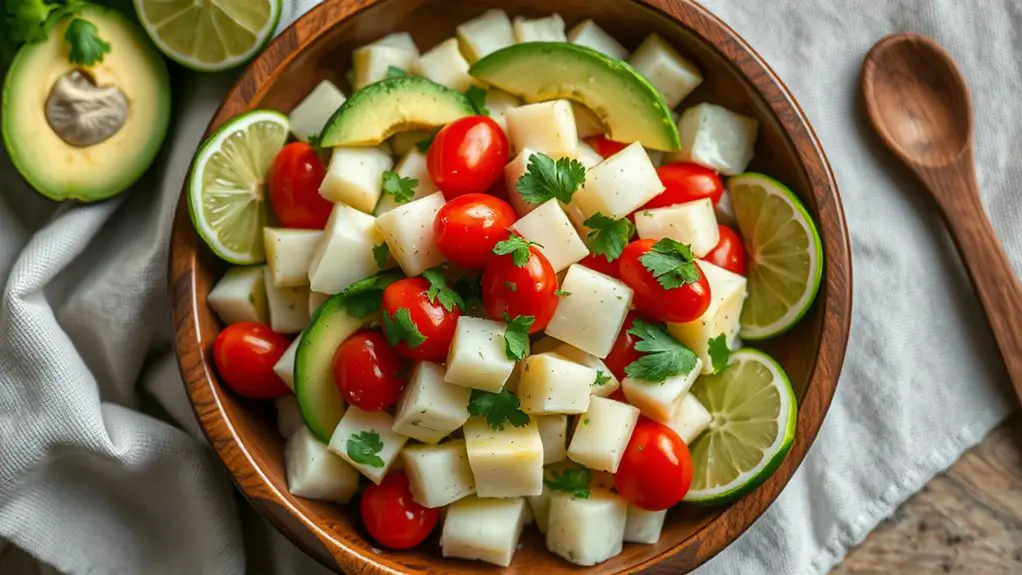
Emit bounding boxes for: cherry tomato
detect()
[608,389,628,403]
[381,277,460,362]
[603,311,647,380]
[486,174,511,202]
[704,224,748,276]
[427,116,509,198]
[434,193,517,269]
[360,470,439,550]
[212,322,291,400]
[578,253,621,279]
[614,419,694,511]
[618,239,711,323]
[640,162,724,211]
[332,331,405,411]
[585,135,628,158]
[482,244,558,333]
[268,142,332,229]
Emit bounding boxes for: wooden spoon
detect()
[861,32,1022,402]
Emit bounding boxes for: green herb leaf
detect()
[381,170,418,204]
[453,274,483,312]
[8,0,56,44]
[544,465,592,499]
[593,370,611,387]
[708,333,731,374]
[372,242,391,270]
[65,18,109,66]
[465,85,489,116]
[584,213,634,261]
[503,313,534,361]
[337,271,404,318]
[515,152,586,205]
[492,235,542,267]
[414,132,436,152]
[639,238,701,290]
[554,289,571,296]
[624,319,698,382]
[306,131,323,149]
[422,266,464,312]
[382,307,426,348]
[386,65,408,78]
[346,431,385,467]
[468,388,530,431]
[504,280,518,292]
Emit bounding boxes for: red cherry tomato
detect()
[332,331,406,411]
[618,239,711,323]
[360,470,439,550]
[381,277,461,362]
[434,193,517,270]
[268,142,332,229]
[585,135,628,158]
[703,224,748,276]
[614,419,693,511]
[482,244,558,333]
[486,174,511,202]
[577,253,621,279]
[604,311,648,381]
[641,162,725,211]
[608,388,628,403]
[427,116,509,198]
[212,322,291,400]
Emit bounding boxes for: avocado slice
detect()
[2,5,171,203]
[319,76,474,147]
[469,43,681,152]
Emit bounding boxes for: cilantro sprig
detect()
[624,319,699,382]
[336,271,404,318]
[3,0,109,69]
[465,85,489,116]
[381,170,418,204]
[492,235,542,267]
[386,65,408,78]
[544,465,592,499]
[503,313,534,361]
[421,266,464,312]
[584,213,634,261]
[65,17,108,65]
[639,238,701,290]
[468,388,529,431]
[593,370,611,387]
[708,333,732,374]
[346,431,385,467]
[372,242,391,270]
[382,307,426,348]
[515,153,586,205]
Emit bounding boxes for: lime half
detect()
[729,173,823,340]
[134,0,282,71]
[683,348,797,505]
[188,110,289,265]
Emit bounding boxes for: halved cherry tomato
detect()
[604,311,648,381]
[212,322,291,400]
[434,193,517,270]
[482,244,558,333]
[427,116,509,198]
[332,331,405,411]
[704,224,748,276]
[578,253,621,279]
[381,277,461,362]
[268,142,332,229]
[614,419,693,511]
[360,470,439,550]
[640,162,724,211]
[585,135,628,158]
[618,239,711,323]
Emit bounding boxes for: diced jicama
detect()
[628,34,702,109]
[307,203,382,295]
[392,361,471,443]
[572,103,605,139]
[402,439,475,508]
[485,88,522,134]
[207,266,268,325]
[441,496,527,567]
[634,198,720,257]
[415,38,475,92]
[671,103,759,175]
[518,353,594,415]
[319,146,394,213]
[667,261,747,373]
[444,316,516,392]
[263,267,309,334]
[567,396,639,472]
[368,31,419,56]
[528,486,552,534]
[666,393,712,444]
[389,129,432,157]
[308,291,329,316]
[505,148,538,217]
[273,336,300,390]
[575,141,604,169]
[288,80,346,142]
[715,189,737,226]
[510,199,589,273]
[572,142,664,220]
[534,414,568,464]
[263,228,322,288]
[375,149,438,215]
[621,361,702,423]
[456,9,515,62]
[567,20,628,60]
[375,191,446,277]
[513,14,566,43]
[276,395,304,439]
[545,489,627,566]
[464,417,544,497]
[285,427,359,503]
[548,342,620,398]
[351,44,416,90]
[624,506,667,544]
[504,100,578,157]
[545,264,633,358]
[328,406,408,484]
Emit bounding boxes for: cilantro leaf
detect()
[382,307,426,348]
[422,266,464,312]
[593,370,611,387]
[584,213,634,261]
[65,18,109,66]
[306,131,323,149]
[503,313,534,361]
[708,333,732,374]
[468,388,530,431]
[515,152,586,205]
[372,242,391,270]
[337,271,404,318]
[386,65,407,78]
[639,238,701,290]
[453,274,483,312]
[346,431,385,467]
[465,85,489,116]
[414,132,435,152]
[624,319,698,382]
[492,235,542,267]
[381,170,417,204]
[544,465,592,499]
[8,0,56,44]
[554,289,571,296]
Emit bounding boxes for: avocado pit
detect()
[45,69,128,147]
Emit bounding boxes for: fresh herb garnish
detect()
[584,213,634,261]
[593,370,611,387]
[3,1,108,68]
[337,271,404,318]
[639,238,701,290]
[503,313,535,361]
[382,307,426,348]
[465,85,489,116]
[386,65,408,78]
[453,274,483,311]
[492,235,542,267]
[544,465,592,499]
[65,18,109,65]
[623,319,699,382]
[422,266,464,312]
[708,333,732,374]
[515,152,586,205]
[372,242,391,270]
[381,170,418,204]
[346,431,385,467]
[554,289,571,296]
[468,388,530,431]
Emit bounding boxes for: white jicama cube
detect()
[528,486,553,534]
[351,44,417,90]
[513,14,566,43]
[548,342,620,398]
[715,189,738,226]
[505,148,539,217]
[464,417,544,498]
[505,100,578,157]
[672,103,759,175]
[415,38,475,92]
[374,149,438,215]
[624,506,667,544]
[668,261,748,373]
[263,267,309,334]
[263,228,322,288]
[273,336,301,390]
[389,129,431,157]
[635,198,720,257]
[545,264,634,358]
[576,141,604,169]
[402,440,475,508]
[319,146,394,213]
[572,142,664,220]
[275,395,304,439]
[369,31,419,56]
[375,191,446,277]
[207,266,268,325]
[535,414,568,464]
[518,353,595,415]
[307,203,382,295]
[441,496,527,567]
[392,361,471,444]
[288,80,346,142]
[666,393,713,444]
[444,317,516,392]
[567,19,628,60]
[456,9,515,62]
[621,361,702,423]
[285,428,359,503]
[572,103,605,139]
[545,488,627,566]
[485,88,522,134]
[328,406,409,484]
[510,199,589,273]
[567,396,639,472]
[308,291,330,316]
[628,34,703,109]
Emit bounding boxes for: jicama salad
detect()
[188,9,823,569]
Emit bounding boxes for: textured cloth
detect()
[1,1,1019,574]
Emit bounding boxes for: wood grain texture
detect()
[167,1,853,573]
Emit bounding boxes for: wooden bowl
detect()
[168,0,853,573]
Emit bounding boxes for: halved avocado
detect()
[469,42,681,152]
[319,76,474,147]
[1,5,171,202]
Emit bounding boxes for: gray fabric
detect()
[0,1,1017,574]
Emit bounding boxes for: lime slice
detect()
[728,173,823,340]
[133,0,282,71]
[188,110,289,265]
[683,348,797,505]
